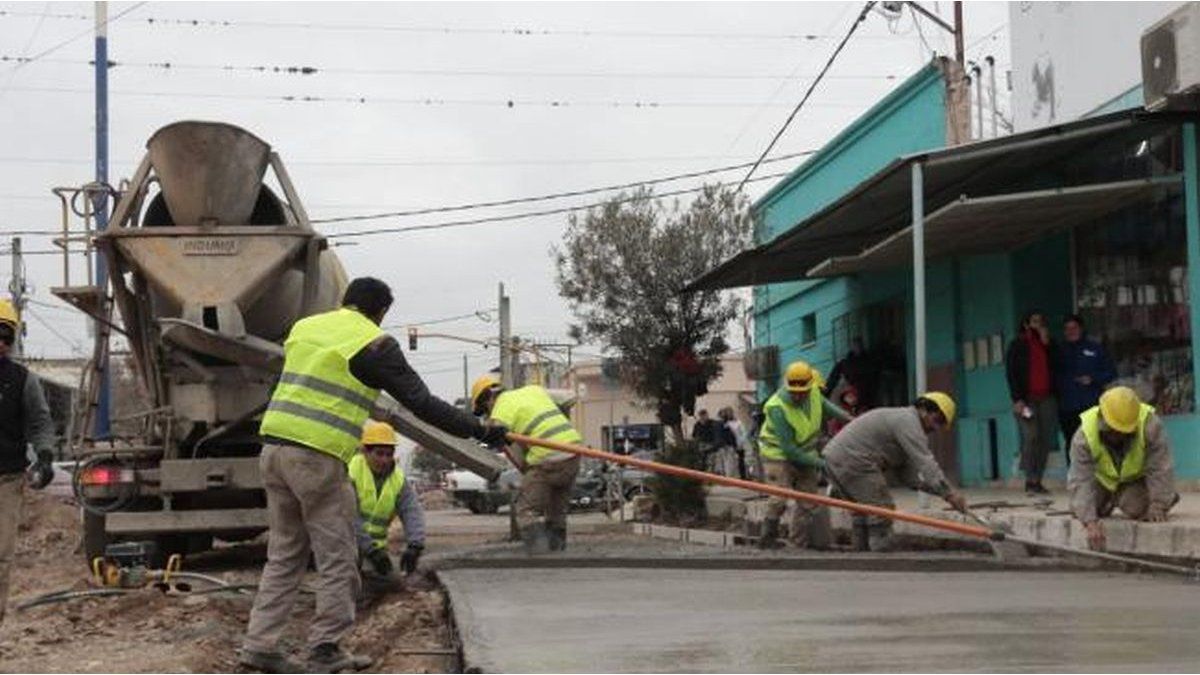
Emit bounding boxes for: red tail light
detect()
[80,466,135,485]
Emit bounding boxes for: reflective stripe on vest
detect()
[758,388,824,462]
[259,308,382,463]
[1080,403,1153,493]
[489,386,582,466]
[348,454,405,549]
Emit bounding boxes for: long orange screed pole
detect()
[506,432,999,541]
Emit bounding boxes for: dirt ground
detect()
[0,490,459,673]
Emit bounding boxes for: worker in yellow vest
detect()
[1067,386,1178,551]
[756,361,851,549]
[471,375,582,553]
[350,421,425,580]
[241,278,508,675]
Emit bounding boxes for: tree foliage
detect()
[553,185,752,435]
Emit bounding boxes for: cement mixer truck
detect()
[51,121,506,563]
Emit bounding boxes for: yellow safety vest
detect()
[348,454,405,550]
[758,388,824,462]
[259,308,382,463]
[490,386,582,466]
[1080,403,1153,493]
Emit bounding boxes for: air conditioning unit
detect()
[743,345,780,382]
[1141,3,1200,111]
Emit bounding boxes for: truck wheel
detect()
[466,496,484,514]
[82,511,108,565]
[481,498,500,515]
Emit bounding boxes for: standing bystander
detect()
[1055,315,1116,460]
[1005,311,1057,495]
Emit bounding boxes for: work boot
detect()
[757,518,784,550]
[788,513,812,549]
[307,643,372,673]
[851,519,871,552]
[807,507,833,551]
[237,649,304,674]
[521,523,551,554]
[867,523,896,553]
[548,525,568,552]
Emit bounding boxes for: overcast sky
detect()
[0,0,1009,402]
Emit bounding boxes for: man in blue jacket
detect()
[1055,315,1116,460]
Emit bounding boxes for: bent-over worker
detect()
[0,299,56,625]
[351,421,425,580]
[240,277,508,674]
[471,375,581,553]
[823,393,967,552]
[756,361,851,549]
[1068,386,1178,552]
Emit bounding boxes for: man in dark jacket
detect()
[824,338,881,409]
[1055,315,1117,460]
[1005,311,1057,495]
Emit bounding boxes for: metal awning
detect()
[807,177,1170,277]
[684,109,1199,292]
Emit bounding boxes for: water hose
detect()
[16,588,131,611]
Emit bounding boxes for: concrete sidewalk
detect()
[702,485,1200,561]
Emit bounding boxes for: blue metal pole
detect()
[93,1,111,439]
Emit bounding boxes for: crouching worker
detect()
[1068,386,1178,551]
[351,421,425,585]
[471,375,581,553]
[756,360,851,549]
[823,393,967,552]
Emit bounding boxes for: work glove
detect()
[476,421,509,449]
[400,542,424,575]
[1084,521,1106,551]
[26,452,54,491]
[365,547,394,577]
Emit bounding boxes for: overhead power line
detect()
[736,1,877,194]
[2,2,146,73]
[0,9,952,41]
[310,150,814,224]
[0,54,907,83]
[4,84,870,110]
[326,170,791,240]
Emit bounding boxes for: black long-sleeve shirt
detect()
[349,335,484,439]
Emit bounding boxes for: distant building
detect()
[566,354,754,453]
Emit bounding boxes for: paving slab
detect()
[441,567,1200,673]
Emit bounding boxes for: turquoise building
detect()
[690,59,1200,485]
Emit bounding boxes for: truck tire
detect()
[82,511,108,565]
[466,496,484,514]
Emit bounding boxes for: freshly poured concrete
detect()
[441,568,1200,672]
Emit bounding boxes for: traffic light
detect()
[407,327,418,350]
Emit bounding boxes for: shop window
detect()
[1074,187,1192,414]
[800,313,817,346]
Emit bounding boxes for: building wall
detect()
[567,356,753,450]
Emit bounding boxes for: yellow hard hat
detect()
[0,299,19,328]
[470,374,502,413]
[920,391,956,427]
[1099,386,1141,434]
[784,361,821,392]
[361,420,397,447]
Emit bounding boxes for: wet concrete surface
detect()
[441,568,1200,672]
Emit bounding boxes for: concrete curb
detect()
[437,573,494,674]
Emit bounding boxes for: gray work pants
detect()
[244,444,360,653]
[824,456,895,529]
[0,473,23,624]
[515,457,580,531]
[761,460,829,548]
[1018,396,1058,483]
[1095,478,1157,520]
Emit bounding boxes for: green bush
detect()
[648,440,707,525]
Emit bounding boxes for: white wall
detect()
[1010,1,1186,131]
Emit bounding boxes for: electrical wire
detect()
[0,54,906,83]
[326,170,790,239]
[310,151,813,224]
[3,2,147,73]
[735,2,877,195]
[0,9,935,41]
[3,84,871,110]
[0,2,51,102]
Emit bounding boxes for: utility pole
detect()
[907,1,964,68]
[462,353,469,412]
[93,0,112,439]
[498,283,513,388]
[8,237,26,357]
